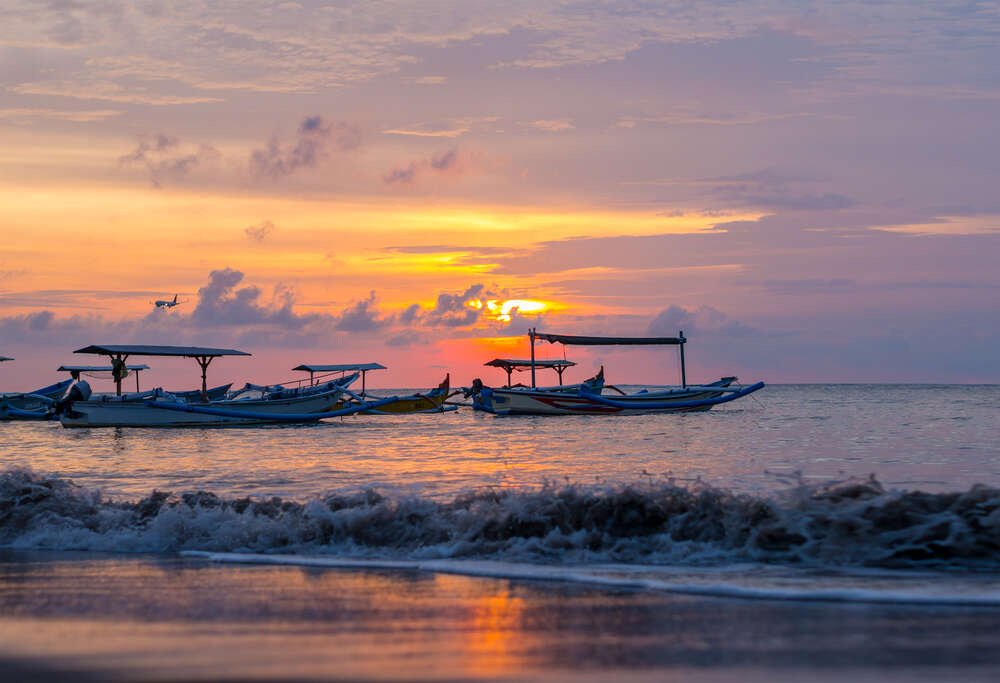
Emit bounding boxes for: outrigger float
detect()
[470,329,764,415]
[57,345,400,428]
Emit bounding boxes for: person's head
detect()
[70,370,80,380]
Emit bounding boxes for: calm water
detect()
[4,384,999,500]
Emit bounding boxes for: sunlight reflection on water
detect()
[2,385,998,501]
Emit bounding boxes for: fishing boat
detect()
[57,345,388,427]
[292,363,457,414]
[0,357,74,420]
[470,329,764,415]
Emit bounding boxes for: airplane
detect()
[153,294,183,309]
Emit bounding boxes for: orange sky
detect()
[2,1,999,387]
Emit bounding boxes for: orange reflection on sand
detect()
[446,575,527,676]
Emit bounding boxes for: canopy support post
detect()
[195,356,213,402]
[135,370,140,393]
[556,366,565,386]
[506,367,513,388]
[679,330,687,388]
[112,353,129,396]
[529,328,536,389]
[361,370,367,396]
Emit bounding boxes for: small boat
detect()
[470,329,764,415]
[0,356,75,420]
[342,374,455,414]
[57,345,386,428]
[292,363,457,414]
[1,380,75,420]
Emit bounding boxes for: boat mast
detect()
[679,330,686,388]
[529,328,536,388]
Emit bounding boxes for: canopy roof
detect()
[58,364,150,372]
[292,363,386,373]
[74,345,250,357]
[0,356,12,362]
[536,332,685,346]
[485,358,577,370]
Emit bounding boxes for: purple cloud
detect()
[118,134,220,188]
[383,148,464,184]
[249,116,362,179]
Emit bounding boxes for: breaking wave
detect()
[3,467,1000,569]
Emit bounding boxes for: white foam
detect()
[183,551,1000,607]
[6,468,1000,573]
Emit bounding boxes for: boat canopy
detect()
[74,345,249,399]
[74,345,250,357]
[524,327,689,389]
[293,363,386,393]
[485,358,577,387]
[484,359,576,370]
[535,333,685,345]
[292,363,386,373]
[58,364,150,372]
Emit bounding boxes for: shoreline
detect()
[3,550,1000,682]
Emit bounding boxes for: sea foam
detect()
[2,466,1000,569]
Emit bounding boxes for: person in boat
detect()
[54,370,92,414]
[111,357,129,385]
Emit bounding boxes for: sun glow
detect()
[467,298,548,322]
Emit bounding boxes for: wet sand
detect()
[2,550,999,682]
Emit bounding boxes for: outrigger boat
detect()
[1,356,74,420]
[57,345,396,428]
[293,363,457,414]
[470,329,764,415]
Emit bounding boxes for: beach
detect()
[3,550,1000,682]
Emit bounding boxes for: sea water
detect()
[2,384,999,679]
[0,385,1000,683]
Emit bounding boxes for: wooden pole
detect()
[557,365,565,386]
[135,370,140,393]
[529,328,536,389]
[679,330,687,388]
[506,367,512,388]
[196,356,212,402]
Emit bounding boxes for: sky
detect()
[1,0,999,390]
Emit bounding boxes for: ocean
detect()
[2,384,999,681]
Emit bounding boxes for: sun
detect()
[466,298,549,323]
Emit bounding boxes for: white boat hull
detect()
[60,388,345,427]
[476,379,749,416]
